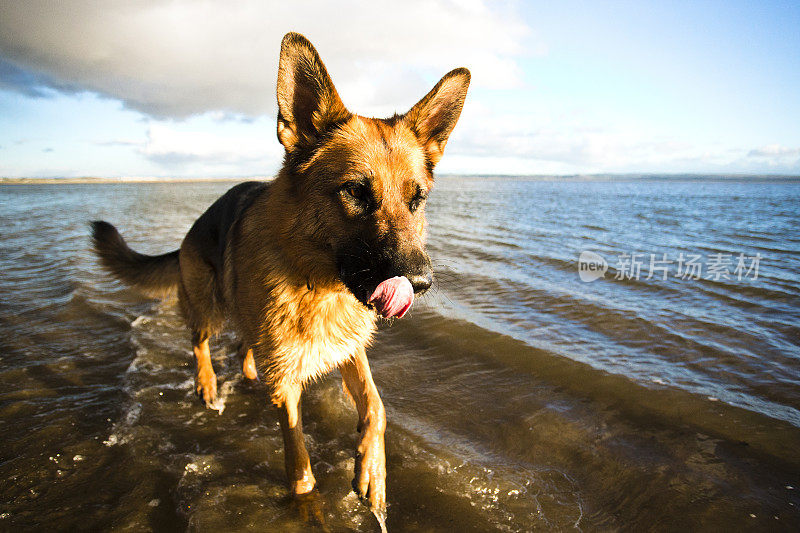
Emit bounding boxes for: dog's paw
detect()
[293,490,330,532]
[195,367,218,408]
[352,431,386,513]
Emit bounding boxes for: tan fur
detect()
[93,32,469,515]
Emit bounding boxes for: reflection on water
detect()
[1,178,799,530]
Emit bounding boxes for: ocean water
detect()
[1,177,798,531]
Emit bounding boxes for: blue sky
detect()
[1,1,798,178]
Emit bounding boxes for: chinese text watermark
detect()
[578,251,761,282]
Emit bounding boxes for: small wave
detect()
[388,415,585,530]
[103,402,142,447]
[131,315,149,327]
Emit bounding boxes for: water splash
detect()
[206,377,238,414]
[371,507,388,533]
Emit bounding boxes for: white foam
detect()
[103,402,142,446]
[206,376,239,415]
[371,507,388,533]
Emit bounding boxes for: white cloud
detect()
[138,115,284,176]
[747,145,800,158]
[444,100,719,173]
[737,144,800,171]
[0,0,533,119]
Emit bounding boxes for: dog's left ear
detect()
[404,68,471,167]
[276,32,350,152]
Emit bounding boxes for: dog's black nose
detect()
[407,272,432,293]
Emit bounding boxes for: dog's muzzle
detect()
[336,238,433,313]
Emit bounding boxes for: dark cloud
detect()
[0,58,79,97]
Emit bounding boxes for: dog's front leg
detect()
[276,384,317,496]
[340,347,386,512]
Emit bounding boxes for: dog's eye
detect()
[409,191,427,213]
[345,185,365,200]
[341,182,370,206]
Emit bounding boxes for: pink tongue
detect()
[368,276,414,318]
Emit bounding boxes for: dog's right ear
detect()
[276,32,350,152]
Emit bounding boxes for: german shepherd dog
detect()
[91,32,469,514]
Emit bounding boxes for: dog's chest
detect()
[263,286,376,384]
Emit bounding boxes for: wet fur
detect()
[91,32,469,511]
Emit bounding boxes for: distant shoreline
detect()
[0,177,273,184]
[1,174,799,184]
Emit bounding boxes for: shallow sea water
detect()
[1,177,799,531]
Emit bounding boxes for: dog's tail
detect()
[90,221,180,298]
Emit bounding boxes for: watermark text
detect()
[578,251,761,282]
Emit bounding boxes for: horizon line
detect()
[2,173,800,184]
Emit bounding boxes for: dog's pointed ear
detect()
[403,68,470,167]
[276,32,350,152]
